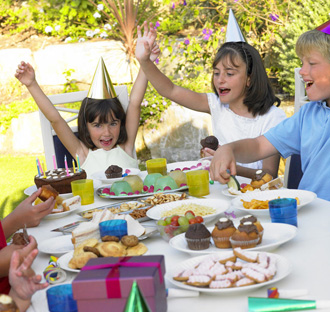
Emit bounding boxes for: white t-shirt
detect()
[207,93,287,169]
[81,146,138,178]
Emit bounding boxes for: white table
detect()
[26,180,330,312]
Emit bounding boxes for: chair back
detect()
[283,68,308,188]
[39,85,130,170]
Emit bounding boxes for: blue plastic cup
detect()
[269,198,298,227]
[99,219,128,239]
[46,284,77,312]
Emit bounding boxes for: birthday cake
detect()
[34,168,86,194]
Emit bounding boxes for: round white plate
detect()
[44,204,80,220]
[167,161,202,172]
[91,168,141,184]
[96,185,188,199]
[39,235,74,255]
[230,189,317,216]
[24,185,72,197]
[222,188,261,198]
[169,223,297,255]
[146,198,230,224]
[57,251,79,273]
[166,251,292,293]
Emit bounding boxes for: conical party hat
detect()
[316,20,330,35]
[124,280,151,312]
[87,57,117,99]
[225,8,246,42]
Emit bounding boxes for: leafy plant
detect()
[62,69,80,93]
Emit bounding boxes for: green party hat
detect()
[87,57,117,99]
[124,280,151,312]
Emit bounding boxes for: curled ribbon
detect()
[43,256,67,284]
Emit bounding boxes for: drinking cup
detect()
[186,170,210,197]
[99,219,128,239]
[146,158,167,175]
[47,284,77,312]
[71,179,94,205]
[269,198,298,227]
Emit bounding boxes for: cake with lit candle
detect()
[34,168,87,194]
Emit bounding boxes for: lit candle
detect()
[64,155,69,176]
[41,161,46,178]
[36,158,41,177]
[72,159,76,173]
[37,157,43,175]
[76,154,81,172]
[52,155,57,170]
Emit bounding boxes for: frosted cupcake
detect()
[185,223,211,250]
[229,222,259,249]
[240,215,264,244]
[211,217,236,248]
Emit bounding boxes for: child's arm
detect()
[123,38,161,156]
[135,22,209,113]
[2,188,55,239]
[210,136,278,183]
[9,249,48,312]
[15,62,87,161]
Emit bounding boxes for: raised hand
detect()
[136,21,157,63]
[14,61,36,87]
[9,248,48,301]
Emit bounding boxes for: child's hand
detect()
[14,61,36,87]
[136,21,157,63]
[150,42,160,63]
[10,188,55,230]
[9,248,48,301]
[210,145,237,184]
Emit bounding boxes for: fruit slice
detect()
[227,175,240,191]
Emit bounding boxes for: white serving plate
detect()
[169,223,297,255]
[230,189,317,216]
[91,168,141,184]
[167,161,203,172]
[44,202,80,220]
[96,185,188,199]
[166,251,292,294]
[39,235,74,255]
[146,198,230,224]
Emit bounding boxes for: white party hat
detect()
[225,8,246,42]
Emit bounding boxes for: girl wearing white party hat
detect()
[15,38,159,178]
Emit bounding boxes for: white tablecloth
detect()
[26,179,330,312]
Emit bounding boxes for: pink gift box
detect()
[72,255,167,312]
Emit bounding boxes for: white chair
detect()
[39,85,130,170]
[283,68,309,188]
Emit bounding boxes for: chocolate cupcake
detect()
[105,165,123,179]
[211,217,236,248]
[0,295,19,312]
[200,136,219,158]
[229,222,259,249]
[185,223,211,250]
[240,215,264,244]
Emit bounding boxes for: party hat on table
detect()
[226,8,246,42]
[124,280,151,312]
[87,57,117,99]
[316,19,330,35]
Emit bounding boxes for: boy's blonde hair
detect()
[296,29,330,61]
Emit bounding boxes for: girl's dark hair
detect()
[78,97,127,150]
[212,41,280,116]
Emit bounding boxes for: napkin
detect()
[43,256,67,284]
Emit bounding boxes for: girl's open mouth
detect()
[219,88,230,95]
[100,138,112,147]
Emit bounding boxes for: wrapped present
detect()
[72,255,166,312]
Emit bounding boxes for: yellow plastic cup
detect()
[186,170,210,197]
[146,158,167,175]
[71,179,94,205]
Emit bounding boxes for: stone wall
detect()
[0,40,212,162]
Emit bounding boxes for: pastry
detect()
[126,242,148,256]
[38,184,59,202]
[251,170,273,189]
[229,222,259,249]
[233,247,258,262]
[260,177,284,191]
[0,294,19,312]
[110,181,133,195]
[34,168,86,194]
[122,175,143,193]
[240,215,264,244]
[69,251,98,269]
[101,235,120,242]
[11,232,29,246]
[121,235,139,247]
[212,217,236,248]
[97,241,127,257]
[105,165,122,179]
[83,246,101,257]
[154,176,178,191]
[200,135,219,158]
[185,223,211,250]
[168,170,187,187]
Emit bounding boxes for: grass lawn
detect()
[0,154,45,219]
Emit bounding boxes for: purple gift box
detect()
[72,255,167,312]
